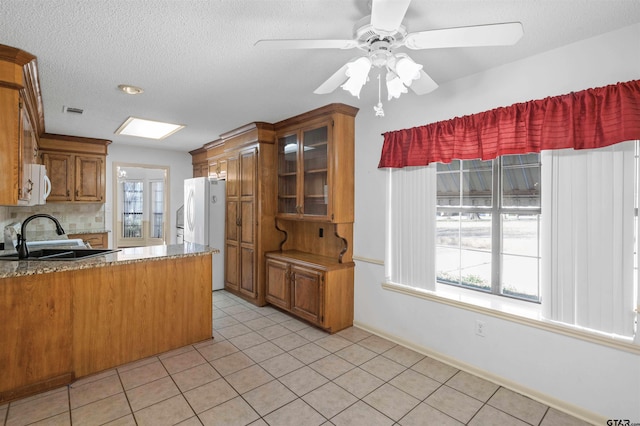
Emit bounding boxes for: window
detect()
[150,180,164,238]
[386,141,638,339]
[436,155,541,302]
[122,180,143,238]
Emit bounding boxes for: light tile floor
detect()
[1,290,592,426]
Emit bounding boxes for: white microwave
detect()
[18,164,51,206]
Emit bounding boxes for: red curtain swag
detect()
[378,79,640,168]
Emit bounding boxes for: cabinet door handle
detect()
[75,189,79,197]
[236,217,241,226]
[66,189,70,197]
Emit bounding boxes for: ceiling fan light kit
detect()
[341,56,372,98]
[256,0,523,115]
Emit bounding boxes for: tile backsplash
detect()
[0,203,105,237]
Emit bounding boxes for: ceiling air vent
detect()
[62,106,84,114]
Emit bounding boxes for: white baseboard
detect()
[353,320,604,425]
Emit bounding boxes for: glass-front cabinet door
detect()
[277,123,330,220]
[277,133,299,215]
[302,126,328,217]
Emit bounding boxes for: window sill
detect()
[381,281,640,355]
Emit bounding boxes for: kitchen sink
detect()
[0,248,120,261]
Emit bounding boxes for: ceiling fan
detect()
[255,0,523,113]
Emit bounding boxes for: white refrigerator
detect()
[184,177,226,290]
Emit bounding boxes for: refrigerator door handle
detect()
[186,189,195,232]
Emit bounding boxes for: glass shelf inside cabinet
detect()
[302,126,328,216]
[278,134,299,214]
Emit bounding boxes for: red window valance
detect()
[378,79,640,168]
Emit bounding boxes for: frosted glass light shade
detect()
[386,73,408,100]
[341,57,372,98]
[395,56,423,86]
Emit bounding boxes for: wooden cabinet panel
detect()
[226,155,238,197]
[225,242,239,292]
[42,153,73,201]
[71,255,212,377]
[226,200,238,241]
[291,265,323,325]
[265,259,290,310]
[240,246,255,296]
[240,200,254,244]
[75,155,104,201]
[240,149,256,197]
[0,273,73,403]
[192,162,207,178]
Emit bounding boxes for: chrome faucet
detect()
[16,214,66,259]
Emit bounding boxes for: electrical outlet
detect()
[475,320,486,337]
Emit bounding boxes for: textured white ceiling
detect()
[1,0,639,152]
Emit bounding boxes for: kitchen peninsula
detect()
[0,243,216,403]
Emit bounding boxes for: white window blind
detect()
[386,166,436,290]
[541,141,637,337]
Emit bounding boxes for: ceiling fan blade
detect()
[313,62,351,94]
[404,22,524,50]
[254,39,358,49]
[409,69,438,95]
[371,0,411,32]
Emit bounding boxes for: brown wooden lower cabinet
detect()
[265,250,354,333]
[0,253,212,403]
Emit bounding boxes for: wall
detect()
[1,203,105,237]
[0,145,192,247]
[107,144,193,247]
[352,23,640,421]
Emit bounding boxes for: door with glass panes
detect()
[115,165,167,248]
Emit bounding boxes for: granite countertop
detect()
[0,243,219,279]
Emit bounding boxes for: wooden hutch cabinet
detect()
[266,104,358,333]
[189,104,358,331]
[0,44,45,206]
[39,134,110,202]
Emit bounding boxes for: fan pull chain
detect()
[374,73,384,117]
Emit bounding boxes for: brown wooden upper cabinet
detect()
[274,104,358,223]
[39,134,110,203]
[0,44,45,206]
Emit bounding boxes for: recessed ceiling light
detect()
[115,117,185,140]
[117,84,144,95]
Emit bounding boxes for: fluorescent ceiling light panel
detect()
[115,117,185,140]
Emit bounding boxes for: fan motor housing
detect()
[368,39,394,67]
[354,21,407,67]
